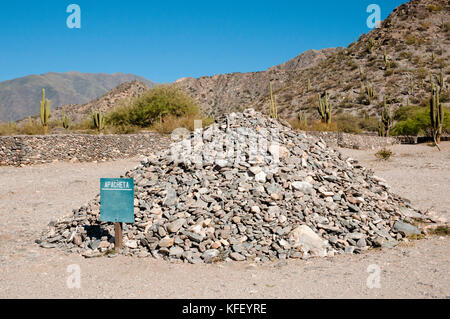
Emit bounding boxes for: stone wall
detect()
[306,131,399,150]
[0,133,170,166]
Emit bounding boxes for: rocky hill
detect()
[0,72,154,121]
[177,0,449,121]
[174,48,342,116]
[49,81,150,123]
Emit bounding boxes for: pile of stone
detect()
[37,109,426,263]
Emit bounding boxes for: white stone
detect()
[289,225,329,257]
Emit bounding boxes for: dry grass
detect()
[375,148,394,160]
[151,114,214,135]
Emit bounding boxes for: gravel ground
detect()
[0,143,449,299]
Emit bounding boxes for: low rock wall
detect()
[0,133,170,166]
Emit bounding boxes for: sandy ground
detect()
[0,143,449,299]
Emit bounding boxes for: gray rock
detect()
[393,221,421,236]
[202,249,220,262]
[229,252,246,261]
[169,246,184,258]
[291,181,313,194]
[167,219,186,233]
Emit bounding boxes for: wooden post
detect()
[114,222,123,250]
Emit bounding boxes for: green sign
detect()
[100,178,135,223]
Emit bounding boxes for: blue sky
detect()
[0,0,406,83]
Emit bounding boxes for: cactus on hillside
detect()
[297,111,307,128]
[436,67,444,89]
[269,82,278,119]
[40,88,51,134]
[366,38,376,53]
[317,91,332,124]
[307,79,311,92]
[430,82,444,147]
[365,83,375,104]
[92,109,105,131]
[62,115,70,130]
[378,97,392,137]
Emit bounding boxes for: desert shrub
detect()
[427,226,449,236]
[289,117,309,131]
[308,121,338,132]
[405,35,416,45]
[106,124,140,135]
[415,67,429,79]
[0,122,20,136]
[22,118,44,135]
[335,114,362,134]
[384,69,394,77]
[107,85,200,128]
[427,4,442,12]
[359,116,380,132]
[399,51,412,60]
[391,105,450,136]
[375,148,393,160]
[151,114,214,135]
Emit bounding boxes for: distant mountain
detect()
[0,72,155,121]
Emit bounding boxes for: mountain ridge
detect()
[0,72,155,121]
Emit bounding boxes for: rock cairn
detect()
[37,109,424,263]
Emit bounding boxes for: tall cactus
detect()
[436,67,444,89]
[430,82,444,147]
[365,83,375,104]
[62,115,70,130]
[297,111,307,128]
[317,91,332,124]
[379,97,392,137]
[92,109,105,131]
[269,82,278,119]
[40,88,51,134]
[307,78,311,92]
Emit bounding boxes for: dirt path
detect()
[0,144,449,299]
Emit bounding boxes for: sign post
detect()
[100,178,134,251]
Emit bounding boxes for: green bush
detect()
[107,85,200,128]
[391,105,450,136]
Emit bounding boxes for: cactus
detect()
[366,38,376,53]
[430,82,444,147]
[62,115,70,130]
[269,82,278,119]
[297,111,307,128]
[317,91,332,124]
[307,79,311,92]
[431,52,435,63]
[379,97,392,137]
[365,83,375,104]
[92,109,105,131]
[436,67,444,89]
[40,88,51,134]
